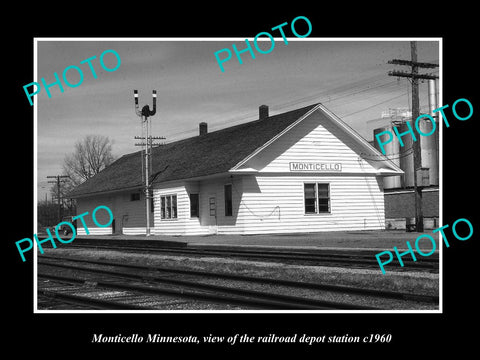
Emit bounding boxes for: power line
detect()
[164,66,438,143]
[340,92,407,118]
[165,75,409,142]
[360,147,414,161]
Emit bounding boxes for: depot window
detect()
[160,194,177,219]
[304,183,330,214]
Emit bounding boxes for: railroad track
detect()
[38,288,155,310]
[37,254,438,311]
[63,242,439,273]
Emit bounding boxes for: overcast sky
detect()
[35,38,440,201]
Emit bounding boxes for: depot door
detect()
[208,196,217,234]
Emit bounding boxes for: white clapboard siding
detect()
[153,178,245,236]
[77,227,112,236]
[118,191,152,233]
[153,183,211,235]
[122,227,148,235]
[154,184,187,235]
[199,177,244,235]
[151,175,385,235]
[76,195,114,235]
[184,181,210,235]
[242,109,378,174]
[234,175,385,234]
[216,106,388,234]
[148,106,388,235]
[76,190,151,235]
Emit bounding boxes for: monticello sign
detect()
[289,162,342,172]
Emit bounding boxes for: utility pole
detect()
[133,90,158,236]
[134,134,166,229]
[47,175,69,222]
[388,41,438,232]
[134,135,166,175]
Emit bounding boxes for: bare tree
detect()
[63,135,115,187]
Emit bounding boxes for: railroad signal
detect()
[133,90,162,236]
[134,89,156,119]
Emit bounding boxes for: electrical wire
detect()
[357,159,384,227]
[164,67,439,142]
[340,92,407,118]
[165,75,407,141]
[360,147,414,161]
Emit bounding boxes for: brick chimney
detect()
[199,122,208,136]
[259,105,269,120]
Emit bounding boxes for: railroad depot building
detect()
[68,103,403,235]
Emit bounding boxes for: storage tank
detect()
[374,125,402,189]
[398,121,414,188]
[421,79,439,186]
[418,118,439,186]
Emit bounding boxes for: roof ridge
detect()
[68,103,321,198]
[122,103,321,158]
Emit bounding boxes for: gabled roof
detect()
[68,103,403,199]
[229,103,403,175]
[68,104,319,198]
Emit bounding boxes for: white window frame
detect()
[160,194,178,220]
[303,182,331,215]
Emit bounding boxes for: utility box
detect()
[416,167,430,187]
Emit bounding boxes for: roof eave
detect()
[316,104,404,173]
[67,185,143,199]
[230,104,322,171]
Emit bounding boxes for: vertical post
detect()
[56,175,62,221]
[410,41,424,232]
[133,90,156,237]
[47,175,69,221]
[145,115,151,236]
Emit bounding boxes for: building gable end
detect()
[232,106,403,175]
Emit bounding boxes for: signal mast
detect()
[133,90,156,236]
